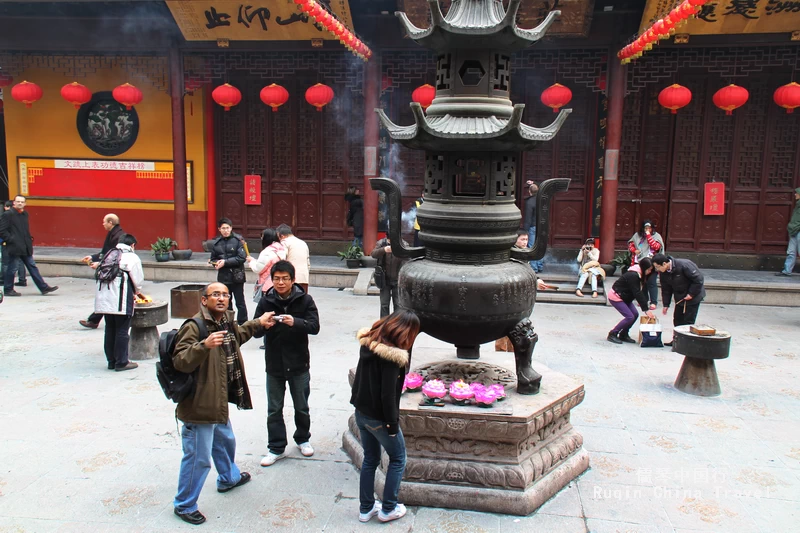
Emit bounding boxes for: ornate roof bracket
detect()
[513,10,561,43]
[519,106,572,141]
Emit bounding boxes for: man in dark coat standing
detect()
[79,213,125,329]
[652,253,706,345]
[522,182,543,272]
[0,200,27,287]
[0,195,58,297]
[371,237,408,318]
[345,186,364,250]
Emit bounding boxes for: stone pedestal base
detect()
[343,360,589,516]
[674,357,721,397]
[129,301,168,361]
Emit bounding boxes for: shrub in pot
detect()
[151,237,177,262]
[337,244,363,269]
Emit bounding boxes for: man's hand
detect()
[645,310,655,319]
[258,312,276,329]
[684,294,693,301]
[279,315,295,327]
[90,262,100,270]
[81,255,92,263]
[214,260,225,270]
[384,246,391,254]
[662,307,669,316]
[245,255,254,263]
[204,331,226,348]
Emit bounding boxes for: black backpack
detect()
[156,317,208,403]
[95,248,123,287]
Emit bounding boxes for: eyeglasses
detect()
[272,276,292,283]
[204,292,231,299]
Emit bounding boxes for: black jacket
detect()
[91,225,125,262]
[254,284,320,377]
[345,193,364,237]
[370,238,407,285]
[522,195,537,231]
[659,257,705,307]
[350,328,409,436]
[210,233,247,284]
[0,209,33,256]
[612,270,650,310]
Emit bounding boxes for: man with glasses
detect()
[253,260,320,467]
[172,282,274,526]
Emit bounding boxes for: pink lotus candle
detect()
[449,380,474,402]
[473,388,497,407]
[422,379,446,399]
[404,372,424,391]
[489,383,506,401]
[469,382,486,395]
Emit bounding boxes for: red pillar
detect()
[599,57,626,263]
[204,86,218,240]
[169,45,190,249]
[362,55,380,254]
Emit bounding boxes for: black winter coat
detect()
[91,225,125,262]
[659,257,706,307]
[0,209,34,256]
[210,233,246,284]
[350,328,409,436]
[612,270,650,310]
[522,195,537,231]
[345,193,364,237]
[370,238,407,285]
[254,284,320,377]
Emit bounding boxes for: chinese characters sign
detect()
[244,174,262,205]
[18,158,194,203]
[640,0,800,34]
[166,1,354,41]
[704,182,725,216]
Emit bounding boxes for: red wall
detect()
[27,206,207,250]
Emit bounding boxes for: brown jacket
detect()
[173,307,261,424]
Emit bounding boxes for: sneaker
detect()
[607,332,623,345]
[217,472,251,493]
[298,442,314,457]
[260,451,285,466]
[15,281,27,287]
[174,508,206,525]
[359,501,381,523]
[79,320,99,329]
[41,286,59,295]
[115,362,138,372]
[378,503,407,523]
[4,290,21,297]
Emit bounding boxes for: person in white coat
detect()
[276,224,310,293]
[94,234,144,372]
[575,238,604,298]
[245,228,287,303]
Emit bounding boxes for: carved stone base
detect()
[343,360,589,516]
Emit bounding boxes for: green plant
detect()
[609,252,631,268]
[151,237,177,255]
[337,244,363,261]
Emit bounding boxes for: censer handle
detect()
[510,177,570,262]
[369,177,426,259]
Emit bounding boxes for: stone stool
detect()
[672,325,731,397]
[129,300,169,360]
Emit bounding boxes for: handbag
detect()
[253,283,264,303]
[232,268,246,284]
[373,266,386,289]
[639,316,664,348]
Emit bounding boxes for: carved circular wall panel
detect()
[77,91,139,156]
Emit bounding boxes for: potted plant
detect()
[151,237,177,262]
[337,244,363,268]
[604,252,631,277]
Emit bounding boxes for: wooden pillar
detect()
[169,45,190,249]
[362,55,380,254]
[204,86,218,240]
[599,56,626,263]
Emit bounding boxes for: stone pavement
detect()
[0,277,799,533]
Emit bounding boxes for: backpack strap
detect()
[180,317,209,343]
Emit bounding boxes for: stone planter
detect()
[601,264,616,277]
[153,252,170,262]
[172,249,193,261]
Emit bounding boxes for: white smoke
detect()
[401,206,417,233]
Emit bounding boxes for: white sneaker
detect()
[298,442,314,457]
[358,501,381,523]
[260,452,285,467]
[378,503,407,523]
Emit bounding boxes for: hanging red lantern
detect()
[713,84,749,115]
[260,83,289,113]
[305,82,334,111]
[773,82,800,114]
[212,83,242,112]
[112,83,143,110]
[0,99,4,114]
[678,1,697,18]
[185,76,203,94]
[541,83,573,113]
[688,0,708,6]
[0,72,12,88]
[412,84,436,110]
[658,84,692,114]
[10,81,43,108]
[60,82,92,109]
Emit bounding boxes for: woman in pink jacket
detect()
[245,228,287,303]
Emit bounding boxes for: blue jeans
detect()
[355,410,406,514]
[527,227,543,272]
[782,232,799,274]
[174,420,242,514]
[266,372,311,454]
[3,255,47,293]
[0,246,26,284]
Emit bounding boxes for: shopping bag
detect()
[639,316,663,348]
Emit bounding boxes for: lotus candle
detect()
[449,380,474,405]
[422,379,447,400]
[404,372,424,392]
[469,382,486,395]
[489,383,506,401]
[473,388,497,407]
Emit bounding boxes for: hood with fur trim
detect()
[356,327,409,367]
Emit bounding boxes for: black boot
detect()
[618,331,636,344]
[607,332,623,344]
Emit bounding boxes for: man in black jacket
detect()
[0,195,58,297]
[253,260,320,468]
[79,213,125,329]
[522,182,543,272]
[652,254,706,344]
[0,200,27,288]
[371,237,408,318]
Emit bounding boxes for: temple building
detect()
[0,0,798,267]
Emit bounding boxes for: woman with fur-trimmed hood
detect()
[350,310,420,525]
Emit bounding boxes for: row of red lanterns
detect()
[292,0,371,61]
[658,82,800,115]
[210,82,334,112]
[618,0,708,63]
[409,82,575,113]
[0,74,143,110]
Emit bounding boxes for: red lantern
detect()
[688,0,708,6]
[541,83,573,113]
[713,84,749,115]
[773,82,800,114]
[0,72,12,88]
[658,84,692,114]
[305,82,334,111]
[10,81,43,108]
[60,82,92,109]
[679,1,697,18]
[212,83,242,112]
[412,84,436,110]
[112,82,143,110]
[260,83,289,113]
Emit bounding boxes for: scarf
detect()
[216,315,252,410]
